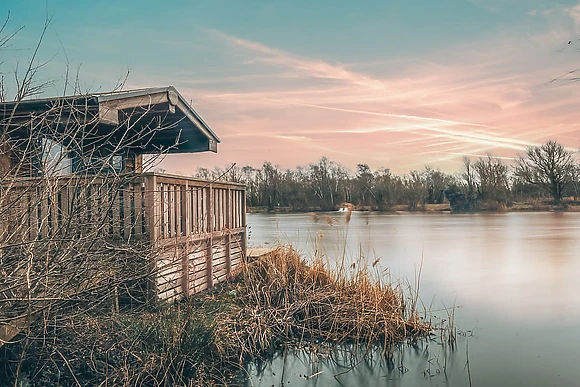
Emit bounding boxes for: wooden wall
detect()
[155,232,244,301]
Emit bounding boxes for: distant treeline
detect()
[191,140,580,212]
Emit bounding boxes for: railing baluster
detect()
[123,183,132,240]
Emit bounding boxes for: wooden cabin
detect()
[0,86,246,302]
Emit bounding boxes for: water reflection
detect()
[246,212,580,386]
[247,341,466,387]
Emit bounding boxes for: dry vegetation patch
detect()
[213,247,431,362]
[1,247,433,386]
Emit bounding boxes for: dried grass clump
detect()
[213,247,430,362]
[1,248,432,386]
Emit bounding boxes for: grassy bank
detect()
[2,247,433,386]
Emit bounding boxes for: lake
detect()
[244,211,580,387]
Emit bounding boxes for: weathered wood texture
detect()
[0,172,247,301]
[144,173,246,301]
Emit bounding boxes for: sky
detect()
[4,0,580,174]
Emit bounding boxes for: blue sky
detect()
[4,0,580,173]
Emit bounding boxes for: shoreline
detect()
[248,201,580,214]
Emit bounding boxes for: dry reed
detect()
[212,246,431,364]
[1,246,436,386]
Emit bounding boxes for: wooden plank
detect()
[169,184,175,237]
[39,194,49,239]
[198,188,204,233]
[215,189,221,231]
[28,187,38,240]
[181,246,189,298]
[134,181,143,236]
[206,184,213,289]
[90,183,99,227]
[233,190,238,228]
[176,184,182,236]
[112,185,121,238]
[93,184,104,236]
[49,190,58,237]
[123,184,133,239]
[162,183,168,238]
[225,188,231,274]
[143,175,159,242]
[167,184,172,238]
[199,188,205,233]
[105,183,113,236]
[183,183,189,236]
[241,188,247,261]
[152,227,244,248]
[59,185,69,233]
[142,175,159,302]
[194,187,198,235]
[247,247,276,259]
[220,189,225,229]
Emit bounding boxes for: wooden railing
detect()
[142,173,247,299]
[0,172,246,244]
[143,173,246,242]
[1,172,247,301]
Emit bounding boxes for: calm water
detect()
[244,212,580,387]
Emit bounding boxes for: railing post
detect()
[134,180,143,236]
[206,184,213,288]
[181,246,189,299]
[184,182,190,236]
[225,187,231,275]
[143,174,159,242]
[123,183,132,240]
[143,174,159,302]
[242,187,247,261]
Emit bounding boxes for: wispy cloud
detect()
[162,10,580,173]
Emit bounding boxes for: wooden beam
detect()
[99,92,169,112]
[143,175,159,242]
[98,103,119,126]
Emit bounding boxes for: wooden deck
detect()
[0,172,247,301]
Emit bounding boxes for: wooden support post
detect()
[181,246,189,299]
[241,188,247,261]
[206,184,214,289]
[143,175,159,242]
[143,175,159,302]
[225,188,231,274]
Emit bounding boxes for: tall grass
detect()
[2,246,438,386]
[213,246,432,364]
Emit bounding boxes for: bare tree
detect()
[514,140,576,202]
[474,154,510,203]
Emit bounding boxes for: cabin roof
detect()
[0,86,220,154]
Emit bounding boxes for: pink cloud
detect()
[153,12,580,174]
